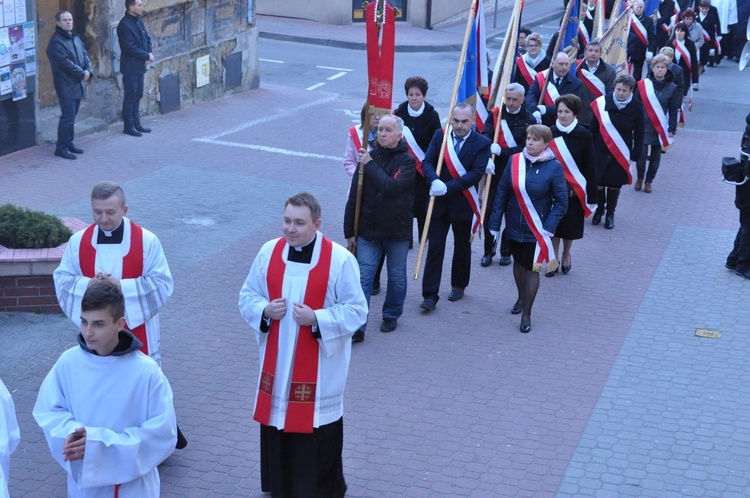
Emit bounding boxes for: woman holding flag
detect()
[634,54,681,193]
[546,94,597,277]
[489,125,568,333]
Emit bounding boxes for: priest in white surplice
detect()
[239,192,367,497]
[34,281,177,498]
[0,378,20,498]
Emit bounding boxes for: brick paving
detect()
[2,8,750,497]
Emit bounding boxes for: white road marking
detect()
[259,58,284,63]
[307,82,326,90]
[199,96,338,140]
[327,71,349,81]
[316,65,353,72]
[192,139,341,161]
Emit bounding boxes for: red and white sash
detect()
[535,70,558,107]
[401,126,425,176]
[591,96,632,183]
[714,27,722,55]
[254,236,333,434]
[579,22,590,46]
[444,129,481,234]
[577,62,607,98]
[349,125,363,151]
[548,136,594,217]
[637,79,674,148]
[79,221,148,355]
[509,153,558,272]
[677,104,686,128]
[660,7,677,33]
[672,40,692,73]
[630,14,649,47]
[515,56,537,87]
[701,25,711,43]
[490,107,517,148]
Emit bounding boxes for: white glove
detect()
[536,105,547,115]
[429,179,447,196]
[490,143,502,156]
[646,51,654,62]
[532,111,542,124]
[489,229,499,238]
[485,157,496,175]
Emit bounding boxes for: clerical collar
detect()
[97,220,124,244]
[288,234,317,264]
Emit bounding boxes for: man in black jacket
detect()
[727,112,750,279]
[344,115,415,341]
[46,11,92,160]
[117,0,153,137]
[526,52,585,127]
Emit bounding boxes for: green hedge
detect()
[0,204,73,249]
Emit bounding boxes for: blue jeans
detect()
[357,238,409,331]
[56,98,80,151]
[121,72,144,130]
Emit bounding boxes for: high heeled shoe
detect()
[511,303,524,314]
[520,320,531,333]
[545,267,558,278]
[561,256,571,274]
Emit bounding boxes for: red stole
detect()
[79,222,148,355]
[490,107,517,148]
[535,70,558,106]
[577,62,606,98]
[548,136,593,217]
[366,1,395,115]
[253,237,333,434]
[515,56,536,87]
[401,126,425,176]
[444,130,481,234]
[672,40,692,73]
[630,14,649,47]
[590,96,632,184]
[637,79,674,148]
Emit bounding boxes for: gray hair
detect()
[379,115,404,133]
[504,82,526,96]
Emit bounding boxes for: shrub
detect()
[0,204,73,249]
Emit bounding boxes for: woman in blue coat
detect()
[489,125,568,333]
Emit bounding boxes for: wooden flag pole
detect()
[539,0,576,105]
[413,0,478,280]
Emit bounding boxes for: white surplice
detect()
[238,233,368,430]
[0,379,20,498]
[33,345,177,498]
[53,217,173,365]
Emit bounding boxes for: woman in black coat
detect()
[394,76,442,241]
[546,94,597,277]
[489,125,568,333]
[670,23,700,96]
[634,55,681,193]
[589,74,645,230]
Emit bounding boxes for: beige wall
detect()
[257,0,354,25]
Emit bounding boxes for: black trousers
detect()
[423,212,472,298]
[260,418,347,498]
[56,98,80,151]
[122,72,144,130]
[483,173,511,258]
[727,208,750,273]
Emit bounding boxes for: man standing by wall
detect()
[46,11,92,160]
[118,0,153,137]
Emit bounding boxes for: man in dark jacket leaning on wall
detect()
[46,11,92,160]
[344,115,416,342]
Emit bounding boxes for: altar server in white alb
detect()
[33,281,177,497]
[0,379,20,498]
[239,192,367,497]
[53,180,173,366]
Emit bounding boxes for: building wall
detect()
[257,0,353,25]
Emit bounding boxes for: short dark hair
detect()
[519,26,532,37]
[285,192,321,222]
[673,22,689,34]
[526,124,553,144]
[681,8,695,19]
[585,41,602,51]
[55,10,71,21]
[404,76,429,97]
[614,73,637,91]
[82,281,125,321]
[555,94,583,115]
[125,0,138,10]
[91,181,126,206]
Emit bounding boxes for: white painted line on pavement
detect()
[193,139,341,161]
[327,71,348,81]
[200,95,338,140]
[259,58,284,63]
[316,65,353,72]
[307,82,326,90]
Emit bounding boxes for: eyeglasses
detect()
[526,43,541,48]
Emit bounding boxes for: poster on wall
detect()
[8,24,22,63]
[0,28,9,67]
[24,47,33,74]
[2,0,13,27]
[10,61,24,100]
[0,0,4,27]
[22,21,33,47]
[0,65,10,95]
[12,0,24,23]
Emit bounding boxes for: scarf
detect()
[524,52,545,67]
[555,118,579,133]
[408,101,425,117]
[522,147,556,163]
[613,92,633,110]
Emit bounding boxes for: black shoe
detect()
[68,144,84,154]
[54,149,76,160]
[480,255,493,267]
[735,269,750,279]
[545,268,558,278]
[511,304,524,315]
[420,297,437,311]
[448,288,464,301]
[352,329,365,342]
[124,129,142,137]
[380,318,397,333]
[592,207,603,225]
[498,256,512,266]
[135,125,152,133]
[371,282,380,296]
[726,261,737,270]
[520,323,531,333]
[604,214,614,229]
[561,256,572,274]
[176,425,188,449]
[707,62,714,67]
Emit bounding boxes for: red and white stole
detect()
[548,136,594,217]
[490,107,517,148]
[401,126,425,176]
[79,221,148,355]
[254,236,333,434]
[637,79,674,148]
[714,27,722,54]
[515,56,537,87]
[660,7,677,33]
[579,22,590,46]
[591,96,632,183]
[509,153,558,272]
[630,13,649,47]
[701,25,711,43]
[577,62,606,98]
[535,70,558,106]
[672,40,692,73]
[444,129,481,234]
